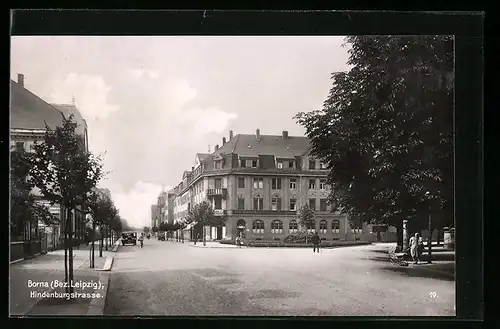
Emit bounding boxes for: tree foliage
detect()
[29,115,104,210]
[10,149,58,238]
[297,204,315,230]
[186,201,226,228]
[295,36,453,231]
[143,226,150,234]
[86,190,117,227]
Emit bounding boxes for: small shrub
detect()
[283,231,316,244]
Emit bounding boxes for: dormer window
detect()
[309,159,316,170]
[214,160,222,170]
[240,159,246,168]
[320,162,327,169]
[288,161,295,169]
[251,160,258,168]
[277,161,283,169]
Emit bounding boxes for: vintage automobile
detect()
[121,231,137,246]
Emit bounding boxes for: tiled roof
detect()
[10,80,65,130]
[196,153,211,162]
[215,133,311,158]
[51,104,87,135]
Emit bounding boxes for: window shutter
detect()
[253,198,258,210]
[277,198,282,210]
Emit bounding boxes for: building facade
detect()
[168,129,392,242]
[10,74,89,253]
[151,205,160,229]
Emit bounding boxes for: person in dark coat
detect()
[312,232,321,253]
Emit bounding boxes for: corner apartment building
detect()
[151,205,160,229]
[10,74,89,252]
[168,129,392,242]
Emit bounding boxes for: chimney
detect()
[256,129,260,139]
[282,130,289,139]
[229,130,234,140]
[215,144,219,151]
[17,74,24,87]
[222,137,226,145]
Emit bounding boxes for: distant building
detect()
[169,129,379,242]
[10,74,89,251]
[151,205,160,229]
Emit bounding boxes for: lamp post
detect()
[425,191,432,264]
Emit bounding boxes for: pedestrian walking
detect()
[236,234,242,248]
[312,232,321,253]
[409,233,423,264]
[194,233,200,245]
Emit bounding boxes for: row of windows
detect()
[236,159,327,170]
[247,220,341,234]
[238,196,330,211]
[237,177,329,190]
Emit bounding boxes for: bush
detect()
[283,231,316,244]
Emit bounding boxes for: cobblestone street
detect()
[104,239,455,316]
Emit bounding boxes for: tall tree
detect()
[297,204,315,243]
[186,201,226,246]
[295,36,453,248]
[29,115,104,295]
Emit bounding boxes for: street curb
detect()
[96,256,114,271]
[86,272,110,316]
[10,258,24,265]
[111,240,120,252]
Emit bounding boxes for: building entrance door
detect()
[216,226,223,240]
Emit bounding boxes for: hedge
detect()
[219,239,371,248]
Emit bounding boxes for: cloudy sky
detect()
[11,36,350,228]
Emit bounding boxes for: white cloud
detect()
[112,181,167,229]
[148,70,159,78]
[149,79,238,145]
[130,68,145,78]
[129,68,159,79]
[48,73,119,120]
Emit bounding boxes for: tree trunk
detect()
[396,220,403,252]
[68,209,74,295]
[91,221,95,268]
[203,225,206,246]
[99,226,103,257]
[64,208,69,295]
[105,226,108,251]
[427,212,432,263]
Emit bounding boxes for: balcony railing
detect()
[232,209,297,215]
[213,209,227,216]
[206,188,227,198]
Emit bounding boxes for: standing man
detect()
[312,232,321,253]
[409,233,423,264]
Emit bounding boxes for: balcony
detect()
[232,209,297,216]
[206,188,227,198]
[213,209,227,216]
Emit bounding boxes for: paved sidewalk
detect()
[9,245,117,316]
[188,241,239,249]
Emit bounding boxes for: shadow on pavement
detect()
[379,265,455,281]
